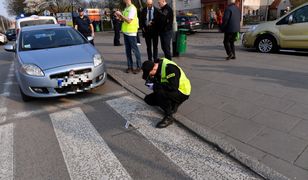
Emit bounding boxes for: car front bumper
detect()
[242,32,256,48]
[17,62,107,98]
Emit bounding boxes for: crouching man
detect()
[141,58,191,128]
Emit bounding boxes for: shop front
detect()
[201,0,242,25]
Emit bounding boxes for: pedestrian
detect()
[208,9,216,29]
[115,0,142,74]
[157,0,173,60]
[140,0,159,61]
[216,9,223,28]
[75,7,95,45]
[141,58,191,128]
[220,0,241,60]
[112,9,122,46]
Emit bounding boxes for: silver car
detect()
[4,24,106,101]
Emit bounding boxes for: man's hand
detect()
[115,11,122,17]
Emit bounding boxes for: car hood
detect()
[18,44,98,70]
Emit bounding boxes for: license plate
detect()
[195,23,200,25]
[58,74,89,87]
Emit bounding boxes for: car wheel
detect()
[19,87,32,102]
[256,35,278,53]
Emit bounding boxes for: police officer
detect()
[141,58,191,128]
[75,7,95,45]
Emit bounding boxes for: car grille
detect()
[54,81,92,94]
[50,68,91,79]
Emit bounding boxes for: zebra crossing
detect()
[0,93,261,180]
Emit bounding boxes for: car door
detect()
[278,5,308,49]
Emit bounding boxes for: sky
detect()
[0,0,10,18]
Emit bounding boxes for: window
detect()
[293,6,308,23]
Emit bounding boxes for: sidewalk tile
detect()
[224,136,267,161]
[193,93,234,109]
[250,109,301,132]
[290,120,308,140]
[295,147,308,170]
[213,86,263,103]
[178,100,203,116]
[284,90,308,106]
[249,128,307,163]
[186,105,231,128]
[286,103,308,120]
[254,94,295,112]
[220,100,263,119]
[262,154,308,180]
[214,116,264,143]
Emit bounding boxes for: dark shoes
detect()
[156,116,174,128]
[226,54,236,60]
[126,68,133,73]
[114,44,122,46]
[133,67,141,74]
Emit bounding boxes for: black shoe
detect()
[125,68,133,73]
[114,44,122,46]
[156,116,174,128]
[231,56,236,60]
[133,67,141,74]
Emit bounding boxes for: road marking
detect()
[107,96,260,180]
[10,90,127,120]
[50,107,131,180]
[0,123,14,180]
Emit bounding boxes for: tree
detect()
[290,0,308,8]
[5,0,27,16]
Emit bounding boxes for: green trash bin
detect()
[177,29,188,54]
[95,23,100,32]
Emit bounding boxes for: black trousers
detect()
[144,88,189,117]
[223,32,237,57]
[160,30,173,60]
[144,33,159,61]
[113,23,121,45]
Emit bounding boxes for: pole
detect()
[241,0,244,27]
[172,0,177,32]
[0,16,6,32]
[265,0,269,21]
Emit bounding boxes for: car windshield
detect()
[6,29,15,34]
[20,28,88,51]
[20,19,55,27]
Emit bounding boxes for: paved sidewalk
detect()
[94,32,308,180]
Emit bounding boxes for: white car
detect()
[15,15,58,34]
[0,33,8,44]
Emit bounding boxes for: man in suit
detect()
[140,0,159,61]
[220,0,241,60]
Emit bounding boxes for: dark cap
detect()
[77,7,84,12]
[141,60,154,80]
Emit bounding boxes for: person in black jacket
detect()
[112,9,122,46]
[157,0,173,60]
[75,7,95,45]
[142,58,191,128]
[140,0,159,61]
[220,0,241,60]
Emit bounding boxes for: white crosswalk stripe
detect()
[50,107,132,180]
[0,123,14,180]
[0,108,7,124]
[107,96,260,180]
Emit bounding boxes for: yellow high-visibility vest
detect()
[161,58,191,95]
[121,4,139,33]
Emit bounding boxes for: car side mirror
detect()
[288,15,293,24]
[4,44,15,52]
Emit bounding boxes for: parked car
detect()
[15,15,57,35]
[0,32,8,44]
[5,28,16,41]
[4,24,106,101]
[176,15,202,33]
[242,2,308,53]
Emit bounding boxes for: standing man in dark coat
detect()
[157,0,173,60]
[220,0,241,60]
[75,7,95,45]
[112,9,122,46]
[140,0,159,61]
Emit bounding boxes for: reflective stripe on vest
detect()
[121,5,139,33]
[161,58,191,95]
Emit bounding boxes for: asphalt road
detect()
[0,42,261,179]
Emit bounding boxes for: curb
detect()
[107,70,288,180]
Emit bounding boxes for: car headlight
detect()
[248,25,258,32]
[93,54,103,67]
[21,64,44,77]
